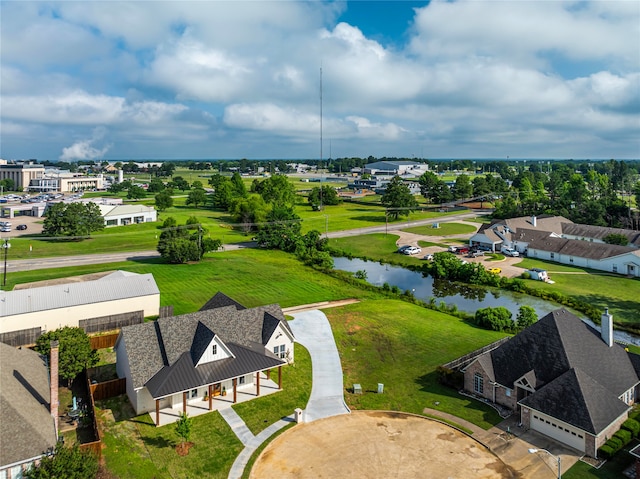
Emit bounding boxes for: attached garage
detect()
[530,411,585,452]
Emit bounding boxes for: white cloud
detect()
[60,127,111,161]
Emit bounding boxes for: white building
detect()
[0,271,160,346]
[99,204,157,226]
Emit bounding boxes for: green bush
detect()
[598,444,614,460]
[622,418,640,437]
[614,428,632,446]
[606,436,623,453]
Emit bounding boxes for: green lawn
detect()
[403,222,477,236]
[564,443,637,478]
[97,396,242,479]
[6,249,381,315]
[517,258,640,327]
[233,344,312,435]
[325,300,508,430]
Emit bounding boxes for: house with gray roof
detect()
[115,293,294,425]
[363,160,427,177]
[0,343,57,477]
[462,308,640,457]
[0,271,160,346]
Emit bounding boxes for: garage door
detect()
[531,413,585,452]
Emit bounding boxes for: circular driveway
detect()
[251,411,518,479]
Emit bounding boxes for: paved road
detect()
[5,211,488,273]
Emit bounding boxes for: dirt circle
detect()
[250,411,517,479]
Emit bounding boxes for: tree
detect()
[211,177,234,210]
[255,205,302,252]
[155,191,174,212]
[35,327,98,386]
[308,185,340,208]
[159,162,176,177]
[157,220,221,263]
[230,194,269,234]
[127,184,147,200]
[603,233,629,246]
[256,175,296,206]
[381,176,418,220]
[25,444,98,479]
[175,412,193,453]
[147,178,166,193]
[42,202,105,238]
[474,307,513,332]
[516,305,538,331]
[169,176,190,191]
[192,180,204,190]
[230,172,247,198]
[452,174,473,200]
[186,188,207,208]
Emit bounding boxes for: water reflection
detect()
[333,256,640,345]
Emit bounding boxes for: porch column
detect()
[256,371,260,396]
[155,399,160,426]
[278,366,283,389]
[266,369,271,380]
[183,392,187,414]
[208,384,213,411]
[233,378,237,403]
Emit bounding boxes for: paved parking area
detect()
[0,214,44,238]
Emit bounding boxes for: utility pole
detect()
[319,65,323,211]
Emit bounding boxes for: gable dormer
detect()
[190,321,235,366]
[514,370,537,393]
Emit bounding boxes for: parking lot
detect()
[0,214,44,238]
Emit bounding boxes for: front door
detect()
[213,383,221,397]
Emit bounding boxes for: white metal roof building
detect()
[99,204,157,226]
[0,271,160,346]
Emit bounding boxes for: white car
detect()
[502,247,520,257]
[422,254,434,261]
[403,246,422,255]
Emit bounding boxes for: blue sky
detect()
[1,1,638,162]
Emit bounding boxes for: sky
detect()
[1,0,639,162]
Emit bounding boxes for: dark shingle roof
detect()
[520,368,630,435]
[118,294,292,392]
[562,224,640,247]
[0,343,57,467]
[528,236,639,260]
[491,309,638,397]
[199,292,246,311]
[146,343,284,398]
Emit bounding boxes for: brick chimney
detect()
[50,340,59,433]
[601,308,613,347]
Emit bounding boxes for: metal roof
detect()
[0,272,159,317]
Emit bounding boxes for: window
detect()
[280,344,286,359]
[550,252,555,259]
[569,257,573,263]
[212,344,217,355]
[191,389,197,398]
[505,388,511,397]
[273,346,279,355]
[473,373,484,394]
[613,265,618,273]
[239,376,245,385]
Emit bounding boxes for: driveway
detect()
[288,310,350,422]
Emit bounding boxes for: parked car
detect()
[1,227,10,233]
[468,251,484,258]
[16,224,27,230]
[397,245,412,254]
[456,247,470,255]
[447,245,458,253]
[501,247,520,257]
[488,267,502,274]
[403,246,422,255]
[422,254,434,261]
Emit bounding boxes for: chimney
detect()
[50,340,59,433]
[531,216,537,227]
[601,308,614,347]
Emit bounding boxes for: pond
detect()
[333,257,640,345]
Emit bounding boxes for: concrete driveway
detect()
[288,309,350,422]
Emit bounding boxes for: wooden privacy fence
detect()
[80,372,102,460]
[90,378,126,401]
[90,333,119,350]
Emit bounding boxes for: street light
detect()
[528,448,561,478]
[2,239,11,287]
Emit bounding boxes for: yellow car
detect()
[488,267,502,274]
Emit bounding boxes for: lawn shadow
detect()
[349,215,387,223]
[139,435,173,449]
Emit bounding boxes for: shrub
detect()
[521,271,531,280]
[598,444,614,460]
[606,436,623,453]
[614,428,632,446]
[622,418,640,437]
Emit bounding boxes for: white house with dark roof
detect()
[0,343,58,478]
[0,271,160,346]
[462,308,640,457]
[114,292,295,425]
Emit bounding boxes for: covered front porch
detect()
[151,368,282,427]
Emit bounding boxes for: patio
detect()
[152,373,282,427]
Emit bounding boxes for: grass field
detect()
[325,300,508,430]
[97,396,243,479]
[6,249,381,314]
[517,258,640,327]
[403,222,477,236]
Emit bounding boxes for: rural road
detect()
[5,211,489,273]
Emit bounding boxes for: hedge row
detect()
[597,418,640,459]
